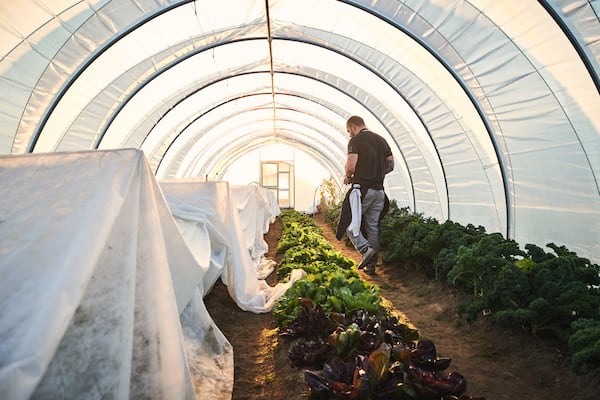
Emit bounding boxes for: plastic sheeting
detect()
[0,2,598,264]
[0,148,295,399]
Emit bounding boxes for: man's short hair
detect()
[347,115,365,127]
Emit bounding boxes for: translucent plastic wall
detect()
[0,0,598,262]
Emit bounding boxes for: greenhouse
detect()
[1,1,599,399]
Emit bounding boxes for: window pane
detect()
[261,163,278,187]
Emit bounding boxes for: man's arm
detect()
[344,153,358,184]
[385,155,394,174]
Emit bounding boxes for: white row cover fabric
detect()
[160,179,301,314]
[0,149,293,400]
[230,184,279,278]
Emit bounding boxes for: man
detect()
[338,115,394,274]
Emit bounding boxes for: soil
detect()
[204,213,600,400]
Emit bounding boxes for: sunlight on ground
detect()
[381,296,418,332]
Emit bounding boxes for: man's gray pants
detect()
[346,188,385,257]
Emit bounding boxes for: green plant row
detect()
[272,209,385,326]
[376,201,600,373]
[271,210,488,399]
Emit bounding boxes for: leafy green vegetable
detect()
[273,210,382,325]
[447,233,524,298]
[377,203,600,372]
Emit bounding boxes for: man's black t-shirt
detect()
[347,129,392,190]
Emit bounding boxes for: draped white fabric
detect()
[0,149,294,399]
[160,179,300,314]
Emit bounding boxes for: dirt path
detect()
[204,214,600,400]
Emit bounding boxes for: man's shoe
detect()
[357,246,376,269]
[364,266,376,275]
